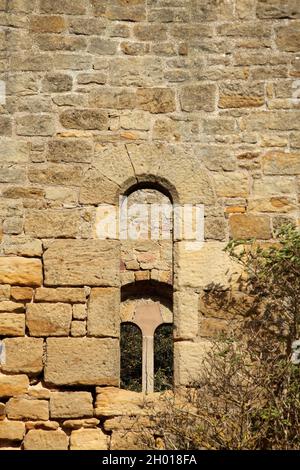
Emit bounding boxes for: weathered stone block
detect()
[263,152,300,175]
[213,172,249,197]
[40,0,86,15]
[72,304,87,319]
[0,258,43,287]
[95,387,152,417]
[87,288,119,338]
[35,288,86,304]
[45,338,119,386]
[26,303,72,337]
[1,338,44,374]
[0,301,24,313]
[174,340,211,386]
[88,38,118,55]
[50,392,93,419]
[0,314,25,337]
[276,24,300,51]
[0,374,29,398]
[47,139,93,163]
[229,214,271,239]
[41,73,72,92]
[6,398,49,421]
[180,84,216,112]
[92,0,146,21]
[71,321,86,337]
[137,88,176,113]
[174,241,240,289]
[10,287,33,302]
[16,114,55,136]
[70,428,108,450]
[0,421,25,441]
[25,209,80,238]
[43,240,119,287]
[60,109,108,130]
[257,0,300,19]
[174,290,199,340]
[30,15,66,33]
[0,139,29,163]
[29,163,85,186]
[24,429,69,450]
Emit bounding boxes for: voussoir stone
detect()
[45,338,119,386]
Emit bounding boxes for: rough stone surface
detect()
[0,374,29,398]
[45,338,119,386]
[1,338,44,374]
[26,303,72,337]
[0,314,25,337]
[0,421,25,441]
[50,392,93,419]
[43,240,120,287]
[70,428,108,450]
[6,398,49,421]
[87,288,119,338]
[0,258,43,287]
[23,430,69,450]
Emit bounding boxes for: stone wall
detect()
[0,0,299,450]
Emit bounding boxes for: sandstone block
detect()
[70,428,108,450]
[16,114,55,136]
[35,288,86,304]
[133,24,167,41]
[29,15,66,33]
[25,421,59,431]
[1,338,44,374]
[28,163,85,187]
[0,403,5,420]
[45,338,119,386]
[47,139,93,163]
[60,109,108,130]
[0,139,29,163]
[0,286,10,301]
[40,0,86,15]
[0,314,25,337]
[43,240,119,287]
[3,239,43,258]
[50,392,93,419]
[213,172,249,198]
[24,429,69,450]
[88,38,118,55]
[263,152,300,175]
[26,303,72,337]
[229,214,271,239]
[0,374,29,398]
[6,398,49,421]
[92,0,146,22]
[62,418,100,430]
[41,73,72,93]
[180,84,216,112]
[137,88,176,113]
[71,321,86,337]
[276,24,300,52]
[10,287,33,302]
[174,290,199,340]
[25,209,80,238]
[0,257,43,287]
[0,421,25,441]
[257,0,300,19]
[87,288,119,338]
[174,241,240,290]
[95,387,153,417]
[0,301,24,313]
[72,304,87,319]
[174,341,211,386]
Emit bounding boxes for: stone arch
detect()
[79,143,216,206]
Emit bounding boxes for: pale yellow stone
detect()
[87,288,119,338]
[23,430,69,450]
[174,341,212,386]
[0,314,25,336]
[70,428,108,450]
[1,337,44,374]
[6,397,49,421]
[0,374,29,398]
[0,257,43,286]
[50,392,93,419]
[0,421,25,441]
[26,303,72,337]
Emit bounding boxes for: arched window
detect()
[119,184,174,394]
